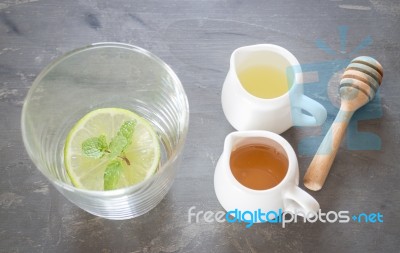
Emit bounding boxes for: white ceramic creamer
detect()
[221,44,327,134]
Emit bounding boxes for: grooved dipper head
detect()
[339,56,383,111]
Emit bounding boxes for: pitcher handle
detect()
[284,186,320,215]
[292,95,327,127]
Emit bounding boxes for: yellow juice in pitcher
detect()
[238,65,291,99]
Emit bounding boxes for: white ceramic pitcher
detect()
[214,131,320,219]
[221,44,327,134]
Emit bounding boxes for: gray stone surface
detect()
[1,0,400,252]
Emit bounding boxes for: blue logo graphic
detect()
[295,26,382,155]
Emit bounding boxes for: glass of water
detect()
[21,42,189,220]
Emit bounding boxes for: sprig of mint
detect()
[81,120,137,190]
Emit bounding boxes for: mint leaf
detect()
[120,120,136,142]
[81,135,108,158]
[108,120,136,159]
[104,160,123,190]
[109,134,128,159]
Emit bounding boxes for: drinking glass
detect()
[21,42,189,220]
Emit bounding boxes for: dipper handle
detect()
[303,109,353,191]
[303,56,383,191]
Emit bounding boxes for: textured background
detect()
[1,0,400,252]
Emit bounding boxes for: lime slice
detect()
[64,108,160,191]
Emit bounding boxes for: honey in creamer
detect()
[230,143,288,190]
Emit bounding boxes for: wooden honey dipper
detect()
[303,56,383,191]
